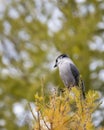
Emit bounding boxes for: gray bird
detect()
[54,54,85,99]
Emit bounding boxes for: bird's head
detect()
[54,54,69,68]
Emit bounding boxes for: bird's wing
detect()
[70,63,80,85]
[70,63,86,99]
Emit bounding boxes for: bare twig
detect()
[28,102,37,121]
[40,111,51,130]
[37,111,41,130]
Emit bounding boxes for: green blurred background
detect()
[0,0,104,129]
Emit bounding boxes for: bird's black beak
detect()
[54,64,57,68]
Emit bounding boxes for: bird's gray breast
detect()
[59,62,76,88]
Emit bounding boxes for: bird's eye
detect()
[56,59,58,63]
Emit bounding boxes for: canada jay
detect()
[54,54,85,99]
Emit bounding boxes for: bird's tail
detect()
[78,77,86,99]
[80,79,86,99]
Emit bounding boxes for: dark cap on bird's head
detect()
[54,54,69,68]
[57,54,68,59]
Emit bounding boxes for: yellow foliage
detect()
[31,87,100,130]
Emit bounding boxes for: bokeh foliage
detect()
[0,0,104,130]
